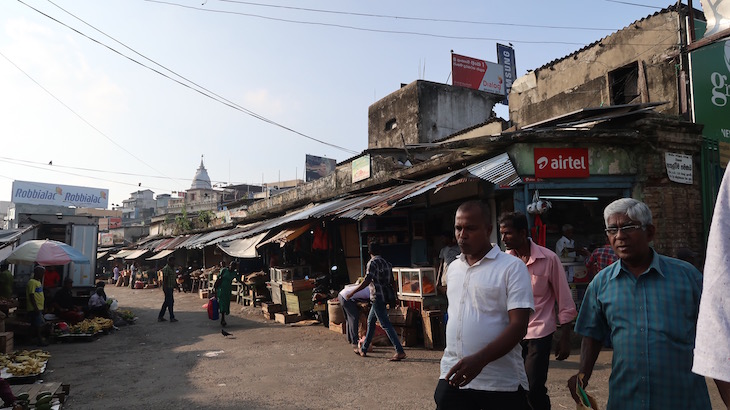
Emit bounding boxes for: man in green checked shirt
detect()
[158,256,178,323]
[567,198,710,409]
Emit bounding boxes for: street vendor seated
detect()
[52,277,85,324]
[87,287,109,318]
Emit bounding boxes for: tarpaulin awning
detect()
[217,232,268,258]
[97,251,109,260]
[0,246,14,263]
[256,223,312,248]
[147,249,174,261]
[111,249,135,259]
[123,249,149,260]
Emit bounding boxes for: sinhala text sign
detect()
[12,180,109,208]
[665,152,694,184]
[451,53,504,95]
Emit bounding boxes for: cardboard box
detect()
[0,332,13,354]
[328,321,346,334]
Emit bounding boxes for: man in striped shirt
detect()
[568,198,710,409]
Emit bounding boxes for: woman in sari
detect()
[214,261,240,327]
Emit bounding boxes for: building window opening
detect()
[385,118,397,131]
[608,61,639,105]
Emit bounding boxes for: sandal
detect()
[388,353,406,362]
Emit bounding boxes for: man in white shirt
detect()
[435,200,534,409]
[337,283,370,348]
[693,166,730,408]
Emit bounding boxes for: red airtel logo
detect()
[534,148,589,178]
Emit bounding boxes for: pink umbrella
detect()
[5,239,90,266]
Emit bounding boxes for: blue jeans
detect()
[338,294,360,345]
[158,287,175,319]
[361,299,404,354]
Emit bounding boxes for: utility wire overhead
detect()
[23,0,358,155]
[146,0,677,46]
[217,0,622,32]
[0,49,176,185]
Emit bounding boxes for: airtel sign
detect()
[534,148,590,178]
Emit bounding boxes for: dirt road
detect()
[31,286,725,409]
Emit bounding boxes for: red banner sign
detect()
[534,148,589,178]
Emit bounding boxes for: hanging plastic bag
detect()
[574,374,600,409]
[208,297,219,320]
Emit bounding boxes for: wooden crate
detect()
[421,310,445,350]
[261,303,283,314]
[0,332,13,354]
[274,312,301,324]
[393,325,419,347]
[387,306,415,326]
[12,382,69,405]
[284,290,314,315]
[199,289,210,299]
[281,279,315,293]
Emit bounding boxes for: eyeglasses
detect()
[605,224,645,236]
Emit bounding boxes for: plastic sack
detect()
[109,299,119,311]
[208,297,219,320]
[575,374,600,410]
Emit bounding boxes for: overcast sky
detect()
[0,0,689,208]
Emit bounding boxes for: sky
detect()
[0,0,694,209]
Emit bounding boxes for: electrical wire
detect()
[146,0,677,46]
[0,155,245,186]
[0,49,177,186]
[604,0,664,9]
[21,0,359,155]
[217,0,622,32]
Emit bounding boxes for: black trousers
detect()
[434,379,531,410]
[521,333,554,410]
[158,286,175,319]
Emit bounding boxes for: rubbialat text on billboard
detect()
[11,180,109,209]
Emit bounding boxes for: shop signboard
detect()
[99,232,113,247]
[451,53,504,95]
[665,152,694,184]
[109,217,122,229]
[496,44,516,104]
[352,155,371,183]
[690,20,730,143]
[533,148,589,179]
[98,218,109,232]
[305,154,337,182]
[11,180,109,209]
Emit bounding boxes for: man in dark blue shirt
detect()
[346,242,406,361]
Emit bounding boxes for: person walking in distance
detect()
[567,198,711,409]
[435,200,534,410]
[27,266,48,346]
[499,211,576,410]
[158,256,178,323]
[214,261,240,327]
[346,242,406,362]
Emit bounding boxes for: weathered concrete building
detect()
[368,80,501,148]
[509,5,693,127]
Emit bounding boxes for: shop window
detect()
[608,62,640,105]
[385,118,397,131]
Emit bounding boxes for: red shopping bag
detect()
[208,297,219,320]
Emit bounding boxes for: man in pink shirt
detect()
[499,212,577,410]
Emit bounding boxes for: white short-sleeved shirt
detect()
[555,236,575,259]
[439,245,534,392]
[694,166,730,382]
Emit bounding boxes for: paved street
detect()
[29,286,726,409]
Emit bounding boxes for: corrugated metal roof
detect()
[175,233,204,249]
[124,249,150,260]
[184,229,233,249]
[464,152,522,187]
[153,238,176,252]
[147,249,175,261]
[164,236,190,250]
